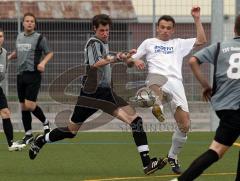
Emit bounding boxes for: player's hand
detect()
[117,49,137,60]
[134,60,145,70]
[202,86,212,102]
[37,63,46,72]
[117,52,127,60]
[191,6,200,19]
[128,49,137,56]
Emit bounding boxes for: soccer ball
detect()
[129,87,156,107]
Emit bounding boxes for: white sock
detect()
[168,127,187,159]
[44,133,51,143]
[137,145,149,153]
[25,130,32,135]
[43,119,49,125]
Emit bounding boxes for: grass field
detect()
[0,132,238,181]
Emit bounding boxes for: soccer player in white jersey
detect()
[129,6,207,174]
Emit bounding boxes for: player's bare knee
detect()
[209,141,229,158]
[177,121,190,133]
[60,126,77,138]
[24,101,36,111]
[181,124,190,133]
[0,108,11,119]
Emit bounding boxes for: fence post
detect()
[16,0,21,34]
[152,0,156,37]
[210,0,224,131]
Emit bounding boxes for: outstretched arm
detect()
[188,56,211,101]
[191,6,207,46]
[118,50,146,70]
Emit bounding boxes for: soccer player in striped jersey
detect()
[29,14,167,175]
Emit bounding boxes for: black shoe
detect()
[16,134,34,145]
[43,122,51,134]
[168,157,182,174]
[29,134,45,160]
[144,157,167,175]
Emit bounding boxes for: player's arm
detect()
[7,51,17,60]
[91,53,121,68]
[37,37,53,72]
[117,49,136,67]
[191,6,207,46]
[120,41,148,70]
[119,54,145,70]
[188,56,211,101]
[37,51,53,72]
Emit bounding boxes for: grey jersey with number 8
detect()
[194,38,240,111]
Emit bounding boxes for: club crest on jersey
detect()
[154,45,173,54]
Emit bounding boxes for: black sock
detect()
[178,149,219,181]
[140,151,151,167]
[48,127,76,142]
[32,106,46,123]
[130,116,150,167]
[22,111,32,133]
[2,118,13,146]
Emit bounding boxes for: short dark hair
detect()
[0,28,3,33]
[157,15,175,27]
[23,12,36,23]
[235,15,240,36]
[92,14,112,29]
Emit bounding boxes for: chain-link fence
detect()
[0,0,236,131]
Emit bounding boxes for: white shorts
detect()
[162,77,189,113]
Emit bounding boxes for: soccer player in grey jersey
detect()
[172,15,240,181]
[29,14,167,175]
[8,13,53,145]
[0,29,25,151]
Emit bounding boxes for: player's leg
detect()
[1,108,13,148]
[24,72,50,134]
[0,87,14,148]
[163,79,190,174]
[1,108,25,151]
[17,74,34,145]
[109,87,167,175]
[147,73,167,122]
[177,109,240,181]
[113,105,167,174]
[29,95,98,160]
[168,107,190,174]
[0,87,24,151]
[177,141,227,181]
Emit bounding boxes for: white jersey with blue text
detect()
[132,38,196,80]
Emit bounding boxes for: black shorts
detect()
[71,87,128,123]
[17,71,41,102]
[0,86,8,109]
[215,109,240,146]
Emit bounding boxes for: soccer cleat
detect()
[170,179,178,181]
[29,134,45,160]
[168,157,182,174]
[16,134,34,145]
[152,104,165,122]
[8,142,26,151]
[144,157,168,175]
[43,122,51,134]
